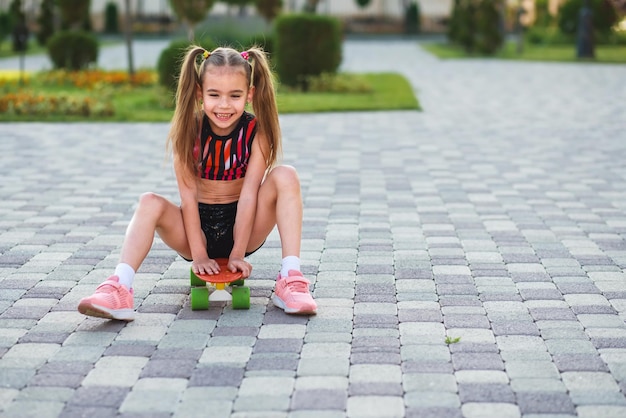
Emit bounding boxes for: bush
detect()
[405,1,421,34]
[57,0,91,29]
[447,0,503,55]
[156,35,269,93]
[47,30,98,70]
[534,0,554,27]
[206,31,274,55]
[245,33,274,57]
[0,12,10,44]
[475,0,503,54]
[274,13,342,89]
[156,38,217,92]
[457,0,478,53]
[36,0,55,46]
[447,0,462,44]
[605,30,626,46]
[104,1,119,34]
[525,26,574,45]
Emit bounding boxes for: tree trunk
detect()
[124,0,135,76]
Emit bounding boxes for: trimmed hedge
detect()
[274,13,342,89]
[475,0,502,55]
[157,38,217,92]
[157,35,274,93]
[447,0,503,55]
[405,1,421,34]
[47,30,98,70]
[104,1,119,34]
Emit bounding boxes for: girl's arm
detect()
[228,133,270,276]
[174,157,216,274]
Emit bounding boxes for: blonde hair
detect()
[166,45,282,177]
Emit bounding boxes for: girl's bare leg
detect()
[247,165,302,257]
[119,192,191,271]
[78,192,190,321]
[247,165,316,315]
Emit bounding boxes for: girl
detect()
[78,46,317,320]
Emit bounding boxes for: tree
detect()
[8,0,23,23]
[169,0,215,40]
[36,0,55,46]
[9,0,27,52]
[398,0,411,17]
[46,0,98,70]
[355,0,372,8]
[0,12,10,45]
[303,0,320,13]
[256,0,283,23]
[534,0,553,27]
[558,0,618,37]
[223,0,253,16]
[57,0,91,30]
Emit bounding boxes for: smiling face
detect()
[198,66,254,137]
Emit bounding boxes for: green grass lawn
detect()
[0,39,47,58]
[277,73,419,114]
[0,71,420,122]
[423,41,626,64]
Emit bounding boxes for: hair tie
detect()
[203,50,210,60]
[241,51,250,61]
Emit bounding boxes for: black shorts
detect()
[182,201,262,261]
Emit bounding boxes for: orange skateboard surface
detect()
[193,258,243,284]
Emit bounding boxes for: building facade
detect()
[3,1,613,34]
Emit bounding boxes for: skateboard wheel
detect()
[190,287,209,310]
[231,286,250,309]
[230,279,245,287]
[190,270,204,287]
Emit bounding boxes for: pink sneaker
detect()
[77,276,135,321]
[272,270,317,315]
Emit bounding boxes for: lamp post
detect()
[576,0,595,59]
[12,19,29,86]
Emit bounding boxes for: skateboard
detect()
[189,258,250,310]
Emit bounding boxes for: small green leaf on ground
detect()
[445,336,462,345]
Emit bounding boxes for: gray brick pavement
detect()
[1,39,626,417]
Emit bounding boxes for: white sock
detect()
[280,256,301,278]
[114,263,135,289]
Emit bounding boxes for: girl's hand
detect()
[228,257,252,278]
[192,257,220,275]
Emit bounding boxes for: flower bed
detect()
[0,69,159,118]
[40,69,156,89]
[0,91,114,117]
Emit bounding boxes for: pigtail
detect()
[166,45,206,178]
[246,47,282,169]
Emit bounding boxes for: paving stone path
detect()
[1,39,625,418]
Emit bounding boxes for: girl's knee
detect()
[270,165,300,187]
[137,192,167,212]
